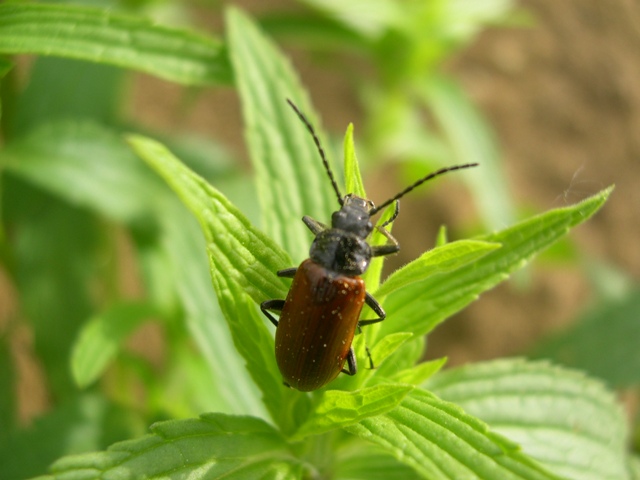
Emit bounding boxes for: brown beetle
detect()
[261,100,477,391]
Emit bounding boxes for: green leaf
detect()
[292,384,413,441]
[388,357,448,385]
[428,359,629,480]
[343,123,367,198]
[127,134,296,422]
[4,121,163,223]
[333,446,422,480]
[10,58,123,137]
[435,225,448,247]
[0,3,231,86]
[347,389,558,480]
[157,200,267,418]
[300,0,403,39]
[531,289,640,388]
[127,134,291,303]
[375,239,501,298]
[629,456,640,480]
[369,332,413,369]
[362,201,400,296]
[227,6,339,263]
[0,56,12,121]
[340,121,399,294]
[5,183,100,399]
[71,301,158,388]
[438,0,518,44]
[0,394,141,480]
[0,56,11,78]
[259,13,370,52]
[381,187,613,338]
[422,76,515,231]
[373,336,426,381]
[451,1,519,27]
[38,414,304,480]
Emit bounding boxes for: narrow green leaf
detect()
[441,0,519,43]
[259,13,370,51]
[158,201,267,418]
[227,6,338,263]
[369,332,413,369]
[347,389,558,480]
[127,134,291,303]
[71,302,157,388]
[373,336,426,381]
[531,289,640,388]
[344,123,367,198]
[363,201,400,294]
[375,239,501,298]
[341,121,396,294]
[422,76,515,231]
[388,357,448,385]
[292,384,413,441]
[428,359,629,480]
[300,0,403,39]
[435,225,448,247]
[39,414,303,480]
[381,187,613,338]
[0,3,231,85]
[127,134,295,422]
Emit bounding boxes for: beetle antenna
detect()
[369,163,479,215]
[286,99,344,205]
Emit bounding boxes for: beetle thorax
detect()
[309,230,372,276]
[309,196,375,276]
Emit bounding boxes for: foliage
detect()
[0,2,632,480]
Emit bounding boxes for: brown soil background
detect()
[419,0,640,364]
[4,0,640,422]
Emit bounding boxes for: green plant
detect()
[0,3,635,480]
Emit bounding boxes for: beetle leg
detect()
[379,200,400,228]
[341,347,357,376]
[302,215,328,235]
[262,269,295,326]
[358,292,386,326]
[371,227,400,257]
[370,202,401,257]
[365,345,375,369]
[260,299,285,327]
[277,267,297,278]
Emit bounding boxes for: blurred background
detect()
[1,0,639,475]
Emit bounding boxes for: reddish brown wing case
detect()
[275,259,366,391]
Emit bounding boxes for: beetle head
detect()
[331,194,375,239]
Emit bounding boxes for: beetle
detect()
[261,99,478,391]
